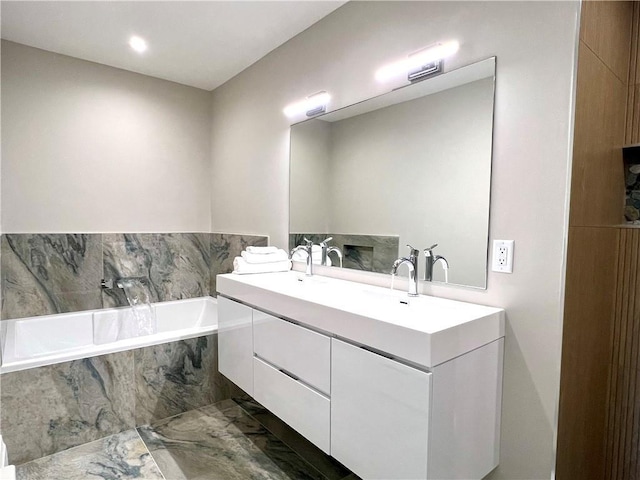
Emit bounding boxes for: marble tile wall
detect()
[102,233,211,308]
[134,334,242,425]
[1,232,269,320]
[1,234,103,320]
[1,333,236,465]
[290,233,399,274]
[210,233,268,295]
[1,351,136,465]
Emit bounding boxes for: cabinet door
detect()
[218,296,253,396]
[331,339,431,480]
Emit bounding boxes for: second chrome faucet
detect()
[391,244,449,296]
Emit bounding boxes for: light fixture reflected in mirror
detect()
[283,91,330,118]
[375,40,460,83]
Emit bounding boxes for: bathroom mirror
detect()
[289,57,495,288]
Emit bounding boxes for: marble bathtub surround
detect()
[1,234,103,320]
[0,351,136,465]
[103,233,211,308]
[1,333,238,465]
[210,233,268,295]
[134,334,242,425]
[289,233,399,274]
[1,232,269,320]
[138,400,328,480]
[16,430,164,480]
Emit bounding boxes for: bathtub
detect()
[0,296,217,374]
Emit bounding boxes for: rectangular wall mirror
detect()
[289,57,496,289]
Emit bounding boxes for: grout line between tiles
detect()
[134,427,167,480]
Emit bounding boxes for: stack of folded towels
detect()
[233,246,292,274]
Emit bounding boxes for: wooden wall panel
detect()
[558,2,635,478]
[557,226,620,480]
[627,2,640,145]
[605,228,640,480]
[570,44,627,226]
[581,0,633,84]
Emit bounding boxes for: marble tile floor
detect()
[16,398,359,480]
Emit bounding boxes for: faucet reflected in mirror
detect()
[291,237,344,276]
[424,244,449,283]
[319,237,343,268]
[290,238,315,276]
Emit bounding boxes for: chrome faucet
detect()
[320,237,343,268]
[391,245,420,296]
[424,244,449,282]
[290,238,315,276]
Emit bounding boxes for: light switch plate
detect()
[492,240,514,273]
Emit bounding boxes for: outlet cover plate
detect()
[492,240,514,273]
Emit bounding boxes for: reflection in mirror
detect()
[289,57,495,289]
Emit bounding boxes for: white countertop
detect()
[217,271,504,368]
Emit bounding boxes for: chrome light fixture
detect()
[375,40,460,83]
[283,91,330,118]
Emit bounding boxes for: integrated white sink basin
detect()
[217,271,504,368]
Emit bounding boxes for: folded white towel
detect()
[0,465,15,480]
[241,249,289,264]
[246,246,278,254]
[233,257,292,274]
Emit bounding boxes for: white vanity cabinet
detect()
[218,296,254,396]
[216,272,505,480]
[331,339,431,480]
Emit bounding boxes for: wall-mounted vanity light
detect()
[283,91,331,118]
[375,40,460,83]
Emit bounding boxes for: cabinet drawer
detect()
[253,312,330,395]
[253,357,330,454]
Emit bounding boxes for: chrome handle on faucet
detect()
[320,236,333,247]
[406,244,420,259]
[424,244,438,257]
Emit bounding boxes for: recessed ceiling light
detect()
[129,36,147,53]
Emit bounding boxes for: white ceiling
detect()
[0,1,346,91]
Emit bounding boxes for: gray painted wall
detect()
[210,2,579,478]
[1,41,212,233]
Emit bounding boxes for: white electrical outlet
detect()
[492,240,514,273]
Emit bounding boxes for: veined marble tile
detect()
[135,334,241,425]
[234,397,351,480]
[210,233,268,296]
[16,429,164,480]
[1,234,102,320]
[103,233,210,308]
[1,351,135,465]
[138,400,324,480]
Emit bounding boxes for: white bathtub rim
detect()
[0,296,218,375]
